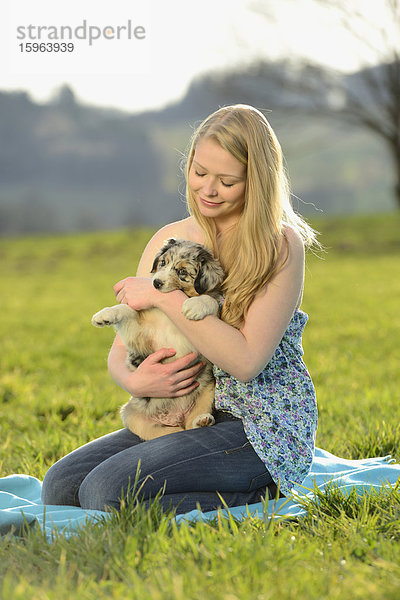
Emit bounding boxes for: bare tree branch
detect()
[253,0,400,207]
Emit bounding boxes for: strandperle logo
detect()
[16,19,146,46]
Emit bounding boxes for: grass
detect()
[0,213,400,599]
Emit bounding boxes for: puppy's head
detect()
[151,238,224,297]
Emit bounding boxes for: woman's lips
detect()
[199,197,222,207]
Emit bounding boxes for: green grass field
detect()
[1,213,400,599]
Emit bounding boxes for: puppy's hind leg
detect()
[185,382,216,429]
[121,404,184,440]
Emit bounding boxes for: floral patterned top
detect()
[213,309,318,497]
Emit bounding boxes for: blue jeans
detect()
[41,413,275,513]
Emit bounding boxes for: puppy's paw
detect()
[192,413,215,428]
[182,296,219,321]
[91,304,135,327]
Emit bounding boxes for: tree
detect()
[323,0,400,208]
[251,0,400,208]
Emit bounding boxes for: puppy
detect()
[92,238,225,440]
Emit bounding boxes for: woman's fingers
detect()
[113,279,125,296]
[172,381,201,396]
[147,349,201,374]
[136,349,206,397]
[147,348,177,363]
[172,360,205,383]
[168,351,201,371]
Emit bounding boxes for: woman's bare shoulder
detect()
[150,217,203,245]
[283,223,304,248]
[281,224,305,265]
[136,217,204,276]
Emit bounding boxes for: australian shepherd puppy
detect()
[92,238,225,440]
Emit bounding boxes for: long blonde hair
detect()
[185,104,318,328]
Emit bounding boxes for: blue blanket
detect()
[1,448,399,539]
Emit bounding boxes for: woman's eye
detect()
[221,181,234,188]
[195,170,205,177]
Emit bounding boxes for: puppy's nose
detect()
[153,279,163,289]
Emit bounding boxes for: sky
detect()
[1,0,397,113]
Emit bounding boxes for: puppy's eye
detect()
[177,268,188,279]
[159,258,166,267]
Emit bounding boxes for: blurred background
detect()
[1,0,399,235]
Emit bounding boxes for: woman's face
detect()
[188,137,247,232]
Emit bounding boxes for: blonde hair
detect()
[185,104,318,328]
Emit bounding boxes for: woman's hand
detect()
[108,341,205,399]
[113,277,157,311]
[130,349,205,398]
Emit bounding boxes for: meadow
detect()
[0,213,399,599]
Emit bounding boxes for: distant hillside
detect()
[0,87,183,234]
[0,61,394,235]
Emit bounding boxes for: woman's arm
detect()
[107,219,205,397]
[115,227,305,382]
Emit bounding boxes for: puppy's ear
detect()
[194,251,225,294]
[150,238,177,273]
[163,238,177,249]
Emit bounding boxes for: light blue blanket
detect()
[1,448,399,539]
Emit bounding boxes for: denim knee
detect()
[78,467,118,511]
[41,460,80,506]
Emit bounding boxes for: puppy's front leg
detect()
[181,295,219,321]
[92,304,140,348]
[92,304,137,328]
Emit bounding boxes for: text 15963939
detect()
[19,42,75,52]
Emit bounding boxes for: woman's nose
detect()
[202,177,217,196]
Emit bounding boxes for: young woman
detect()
[42,104,318,513]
